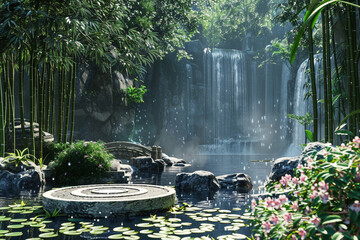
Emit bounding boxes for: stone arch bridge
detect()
[104,141,161,160]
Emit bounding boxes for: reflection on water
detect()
[0,154,277,239]
[132,154,274,191]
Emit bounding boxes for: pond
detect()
[0,154,278,239]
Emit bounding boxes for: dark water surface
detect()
[0,154,276,239]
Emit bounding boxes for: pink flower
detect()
[280,174,292,187]
[309,190,318,201]
[299,174,307,183]
[307,157,313,163]
[262,221,271,233]
[283,212,293,222]
[349,200,360,213]
[291,201,299,211]
[353,136,360,144]
[251,199,257,210]
[275,184,281,189]
[310,215,321,226]
[340,143,346,149]
[297,164,303,170]
[270,214,279,225]
[298,228,307,239]
[278,194,288,204]
[98,164,102,168]
[318,181,329,191]
[292,177,299,185]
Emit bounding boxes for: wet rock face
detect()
[175,170,220,193]
[0,169,45,194]
[268,142,334,183]
[217,173,253,193]
[268,156,301,182]
[76,63,135,141]
[129,156,165,172]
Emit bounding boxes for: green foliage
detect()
[126,85,147,104]
[4,148,34,167]
[46,142,71,164]
[305,130,314,142]
[250,138,360,239]
[287,113,314,126]
[52,141,114,185]
[290,0,360,63]
[199,0,274,48]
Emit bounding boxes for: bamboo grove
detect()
[0,0,199,159]
[289,0,360,144]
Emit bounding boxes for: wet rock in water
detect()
[217,173,253,193]
[129,156,165,172]
[268,156,300,182]
[175,170,220,193]
[161,153,186,167]
[0,169,45,194]
[300,142,334,162]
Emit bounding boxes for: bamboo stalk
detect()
[346,5,356,134]
[51,65,56,135]
[0,62,5,157]
[308,20,318,141]
[325,10,333,143]
[63,66,72,143]
[19,51,28,148]
[9,54,15,153]
[29,53,36,157]
[45,63,51,132]
[38,62,46,160]
[322,12,329,142]
[57,66,64,142]
[70,59,76,143]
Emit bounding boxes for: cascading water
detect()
[288,54,323,155]
[201,48,250,153]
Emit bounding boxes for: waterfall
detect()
[201,48,249,153]
[288,54,323,155]
[280,62,291,140]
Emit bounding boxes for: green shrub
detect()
[45,142,71,164]
[250,137,360,239]
[52,141,114,185]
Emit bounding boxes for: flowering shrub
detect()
[52,141,113,185]
[250,137,360,239]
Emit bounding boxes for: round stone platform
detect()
[42,184,176,218]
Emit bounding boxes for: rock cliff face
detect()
[132,40,205,154]
[75,62,135,141]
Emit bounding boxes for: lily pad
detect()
[113,227,130,232]
[63,230,82,236]
[90,230,104,235]
[4,232,23,237]
[140,229,153,234]
[7,224,25,229]
[10,218,28,222]
[38,232,59,238]
[108,234,124,239]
